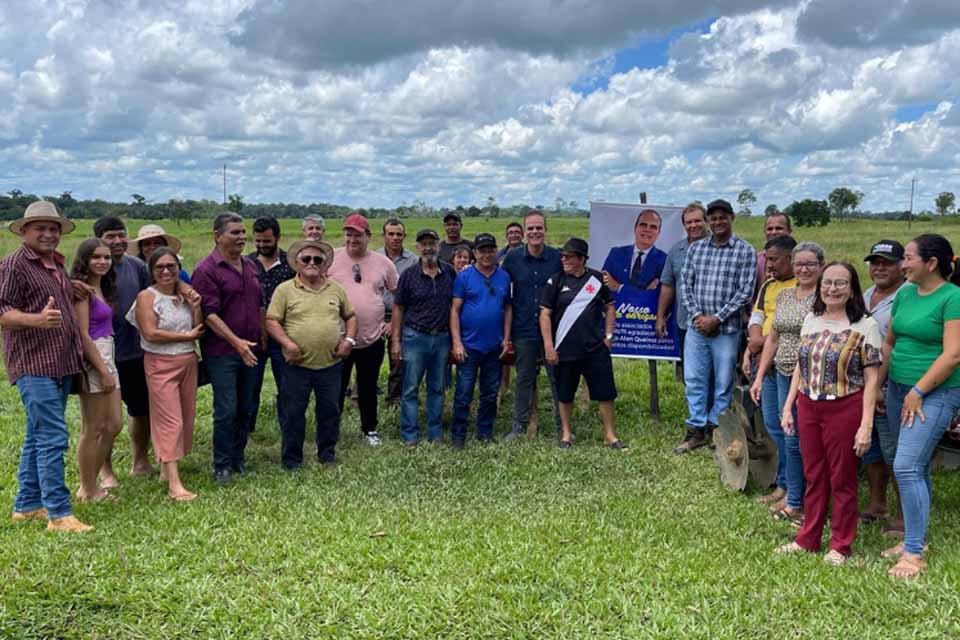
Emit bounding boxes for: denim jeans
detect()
[452,347,501,442]
[511,338,561,433]
[683,328,739,428]
[400,328,450,443]
[761,374,787,490]
[14,375,73,519]
[205,352,260,472]
[887,381,960,555]
[249,339,287,433]
[281,362,342,467]
[773,371,806,510]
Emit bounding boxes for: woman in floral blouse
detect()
[776,262,881,565]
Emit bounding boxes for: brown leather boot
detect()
[47,515,93,533]
[11,507,48,523]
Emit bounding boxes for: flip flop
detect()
[882,523,905,538]
[559,440,573,449]
[773,509,804,528]
[606,440,629,450]
[859,511,888,524]
[169,492,198,502]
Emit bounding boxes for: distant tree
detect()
[764,204,779,216]
[935,192,956,216]
[8,189,22,199]
[167,199,194,226]
[131,193,146,206]
[786,199,831,227]
[827,187,864,218]
[466,205,482,218]
[737,189,756,215]
[57,191,76,210]
[227,193,244,213]
[568,200,578,210]
[554,197,566,212]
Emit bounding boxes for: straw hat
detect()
[7,201,76,236]
[287,239,334,271]
[127,224,183,256]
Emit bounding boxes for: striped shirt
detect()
[680,233,756,334]
[0,245,84,383]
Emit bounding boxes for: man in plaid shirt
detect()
[675,199,756,453]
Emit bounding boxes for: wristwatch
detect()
[605,333,614,340]
[345,336,357,346]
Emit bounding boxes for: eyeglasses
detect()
[154,264,178,273]
[299,255,325,265]
[793,261,820,270]
[560,253,582,260]
[821,279,850,290]
[352,263,362,283]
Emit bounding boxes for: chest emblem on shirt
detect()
[561,286,571,292]
[585,284,596,294]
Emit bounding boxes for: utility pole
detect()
[908,174,917,229]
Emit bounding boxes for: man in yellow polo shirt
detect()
[266,240,357,469]
[744,234,796,505]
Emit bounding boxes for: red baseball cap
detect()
[343,213,370,234]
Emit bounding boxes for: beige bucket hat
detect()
[8,201,76,236]
[287,239,334,271]
[127,224,183,255]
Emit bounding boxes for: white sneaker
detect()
[365,432,383,447]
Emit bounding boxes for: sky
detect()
[1,0,959,211]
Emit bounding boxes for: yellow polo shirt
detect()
[267,277,354,370]
[753,276,797,335]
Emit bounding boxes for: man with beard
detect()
[247,216,295,434]
[192,212,265,485]
[390,229,457,446]
[376,219,418,406]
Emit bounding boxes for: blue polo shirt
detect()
[501,244,562,341]
[453,265,511,353]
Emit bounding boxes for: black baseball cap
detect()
[865,240,905,262]
[416,228,439,242]
[474,233,497,249]
[706,199,734,216]
[561,237,589,258]
[443,212,462,223]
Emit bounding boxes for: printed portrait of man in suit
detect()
[601,208,667,295]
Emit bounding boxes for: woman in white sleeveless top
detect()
[127,248,204,501]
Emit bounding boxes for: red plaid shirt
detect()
[0,245,84,384]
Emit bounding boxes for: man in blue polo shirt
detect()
[450,233,512,448]
[501,210,563,440]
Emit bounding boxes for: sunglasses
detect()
[154,263,179,273]
[352,263,362,283]
[299,255,325,265]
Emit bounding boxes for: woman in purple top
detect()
[70,239,123,502]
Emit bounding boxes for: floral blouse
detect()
[797,314,882,400]
[772,288,815,377]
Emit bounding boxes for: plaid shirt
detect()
[0,245,84,383]
[680,233,756,334]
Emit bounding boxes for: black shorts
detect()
[116,357,150,417]
[555,348,617,403]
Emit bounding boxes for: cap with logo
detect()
[473,233,497,249]
[416,228,439,242]
[706,199,734,217]
[864,240,905,262]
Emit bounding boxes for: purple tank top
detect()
[89,296,114,340]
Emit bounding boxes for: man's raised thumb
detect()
[44,296,57,310]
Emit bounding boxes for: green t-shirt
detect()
[890,282,960,387]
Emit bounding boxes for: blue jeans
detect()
[400,328,450,443]
[14,375,73,519]
[281,362,342,467]
[775,371,805,510]
[887,381,960,555]
[249,339,287,433]
[205,352,260,472]
[761,374,787,490]
[511,338,561,433]
[683,328,739,428]
[452,348,501,442]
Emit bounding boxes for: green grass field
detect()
[2,215,960,638]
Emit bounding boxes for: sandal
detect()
[823,550,847,566]
[169,492,198,502]
[757,489,785,505]
[559,440,573,449]
[774,541,808,555]
[858,511,888,524]
[773,508,804,528]
[888,554,927,579]
[606,440,629,450]
[881,542,928,559]
[882,522,905,538]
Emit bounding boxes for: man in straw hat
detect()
[266,240,357,469]
[128,223,190,283]
[1,201,91,532]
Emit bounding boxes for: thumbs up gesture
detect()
[37,296,63,329]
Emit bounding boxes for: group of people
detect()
[650,199,957,579]
[3,203,625,534]
[3,198,957,581]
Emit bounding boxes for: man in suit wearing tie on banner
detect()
[601,209,667,295]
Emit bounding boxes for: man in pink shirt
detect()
[328,213,399,446]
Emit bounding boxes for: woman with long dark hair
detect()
[70,238,123,501]
[776,262,881,565]
[879,234,960,578]
[126,248,204,501]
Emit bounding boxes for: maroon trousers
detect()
[794,392,863,556]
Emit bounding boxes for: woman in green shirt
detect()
[880,234,960,579]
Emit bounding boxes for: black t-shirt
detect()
[540,268,613,360]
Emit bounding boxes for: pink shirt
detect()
[328,248,399,348]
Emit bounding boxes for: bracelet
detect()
[912,385,926,399]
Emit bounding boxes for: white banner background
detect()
[587,201,685,271]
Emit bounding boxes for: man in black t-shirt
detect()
[540,238,627,450]
[438,212,474,264]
